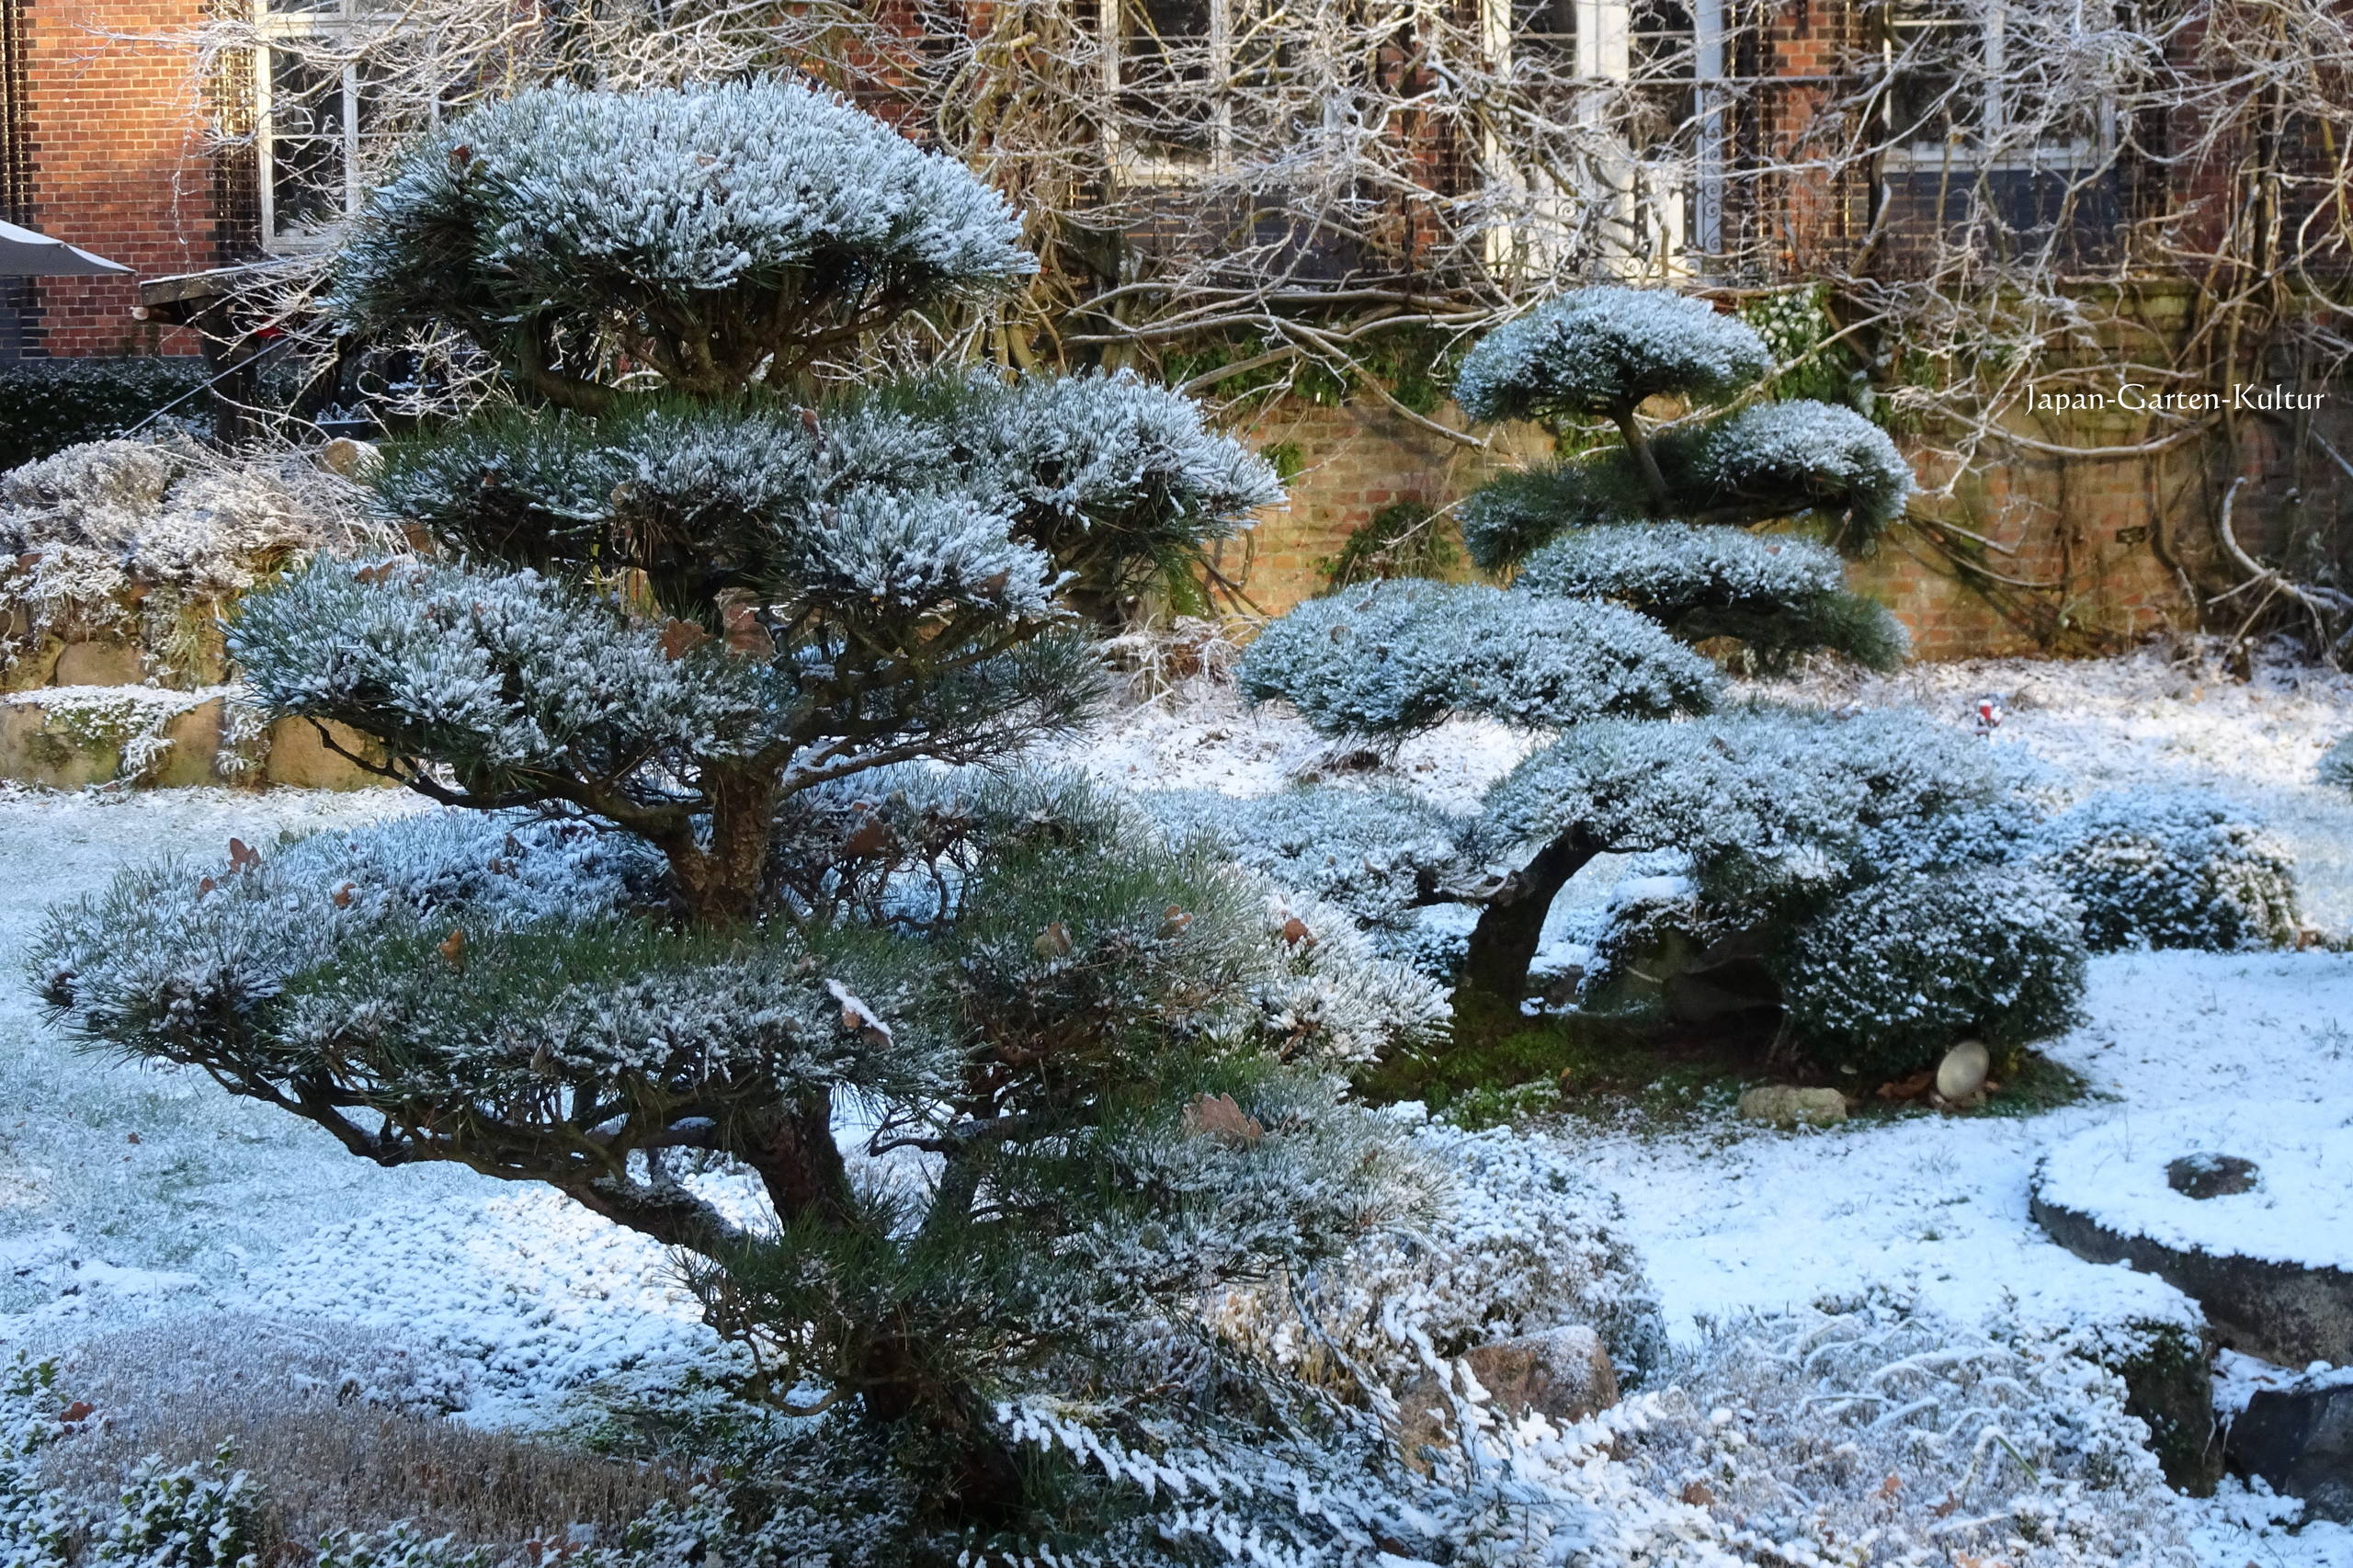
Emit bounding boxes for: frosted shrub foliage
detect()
[1233,287,2052,1069]
[33,80,1446,1538]
[1452,286,1771,425]
[2034,788,2301,951]
[332,81,1035,399]
[1237,578,1719,735]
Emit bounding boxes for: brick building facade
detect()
[0,1,2345,659]
[1,0,217,356]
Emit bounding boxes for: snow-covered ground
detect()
[2,642,2349,1562]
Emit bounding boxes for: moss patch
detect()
[1367,1001,2089,1132]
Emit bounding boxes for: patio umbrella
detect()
[0,221,132,278]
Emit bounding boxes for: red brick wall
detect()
[1211,399,1552,614]
[17,0,216,356]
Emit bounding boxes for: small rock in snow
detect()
[1736,1085,1847,1130]
[2167,1152,2263,1200]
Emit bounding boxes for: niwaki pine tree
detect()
[34,80,1435,1525]
[1237,287,2086,1066]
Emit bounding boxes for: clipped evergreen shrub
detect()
[2034,789,2301,952]
[37,81,1454,1534]
[1238,284,2085,1082]
[0,358,208,470]
[1776,866,2089,1078]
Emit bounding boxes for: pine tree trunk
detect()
[666,763,778,926]
[1612,408,1672,514]
[856,1334,1027,1524]
[1452,827,1598,1039]
[742,1089,858,1227]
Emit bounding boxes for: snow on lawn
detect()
[0,782,730,1426]
[1805,642,2353,930]
[0,643,2348,1562]
[1578,950,2353,1346]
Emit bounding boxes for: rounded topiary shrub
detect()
[1777,866,2087,1078]
[2033,789,2300,952]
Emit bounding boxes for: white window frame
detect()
[1479,0,1725,279]
[254,0,369,253]
[1881,1,2103,174]
[1099,0,1232,187]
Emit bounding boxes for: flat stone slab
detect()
[2032,1100,2353,1367]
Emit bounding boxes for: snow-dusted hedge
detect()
[1144,784,1471,932]
[2321,733,2353,793]
[4,1291,2198,1567]
[333,80,1034,366]
[1006,1296,2194,1566]
[1514,522,1908,672]
[32,811,906,1106]
[372,374,1277,609]
[1454,287,1771,424]
[1454,404,1910,574]
[233,556,790,775]
[1477,710,2080,1073]
[1474,706,2006,873]
[1778,865,2088,1075]
[2034,788,2300,952]
[1611,1301,2196,1568]
[1455,453,1653,571]
[1236,578,1720,736]
[1212,1120,1668,1387]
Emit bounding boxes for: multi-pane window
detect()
[1885,0,1984,150]
[1510,0,1577,64]
[1878,0,2122,259]
[1881,0,2109,164]
[254,0,380,250]
[1105,0,1226,178]
[1483,0,1716,276]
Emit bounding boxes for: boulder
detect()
[2102,1318,2222,1494]
[1737,1085,1847,1129]
[1935,1039,1989,1101]
[1397,1324,1619,1469]
[2034,1191,2353,1369]
[51,640,144,687]
[0,690,384,790]
[262,716,385,790]
[2226,1369,2353,1522]
[1,691,230,789]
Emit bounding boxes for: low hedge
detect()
[0,357,210,469]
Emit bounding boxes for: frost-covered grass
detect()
[1,644,2350,1563]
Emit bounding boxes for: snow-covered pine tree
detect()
[1239,286,2084,1066]
[34,80,1432,1524]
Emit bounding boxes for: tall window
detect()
[1104,0,1226,180]
[255,0,377,250]
[1878,0,2120,257]
[1510,0,1577,65]
[1483,0,1718,278]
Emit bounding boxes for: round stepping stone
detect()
[2032,1099,2353,1367]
